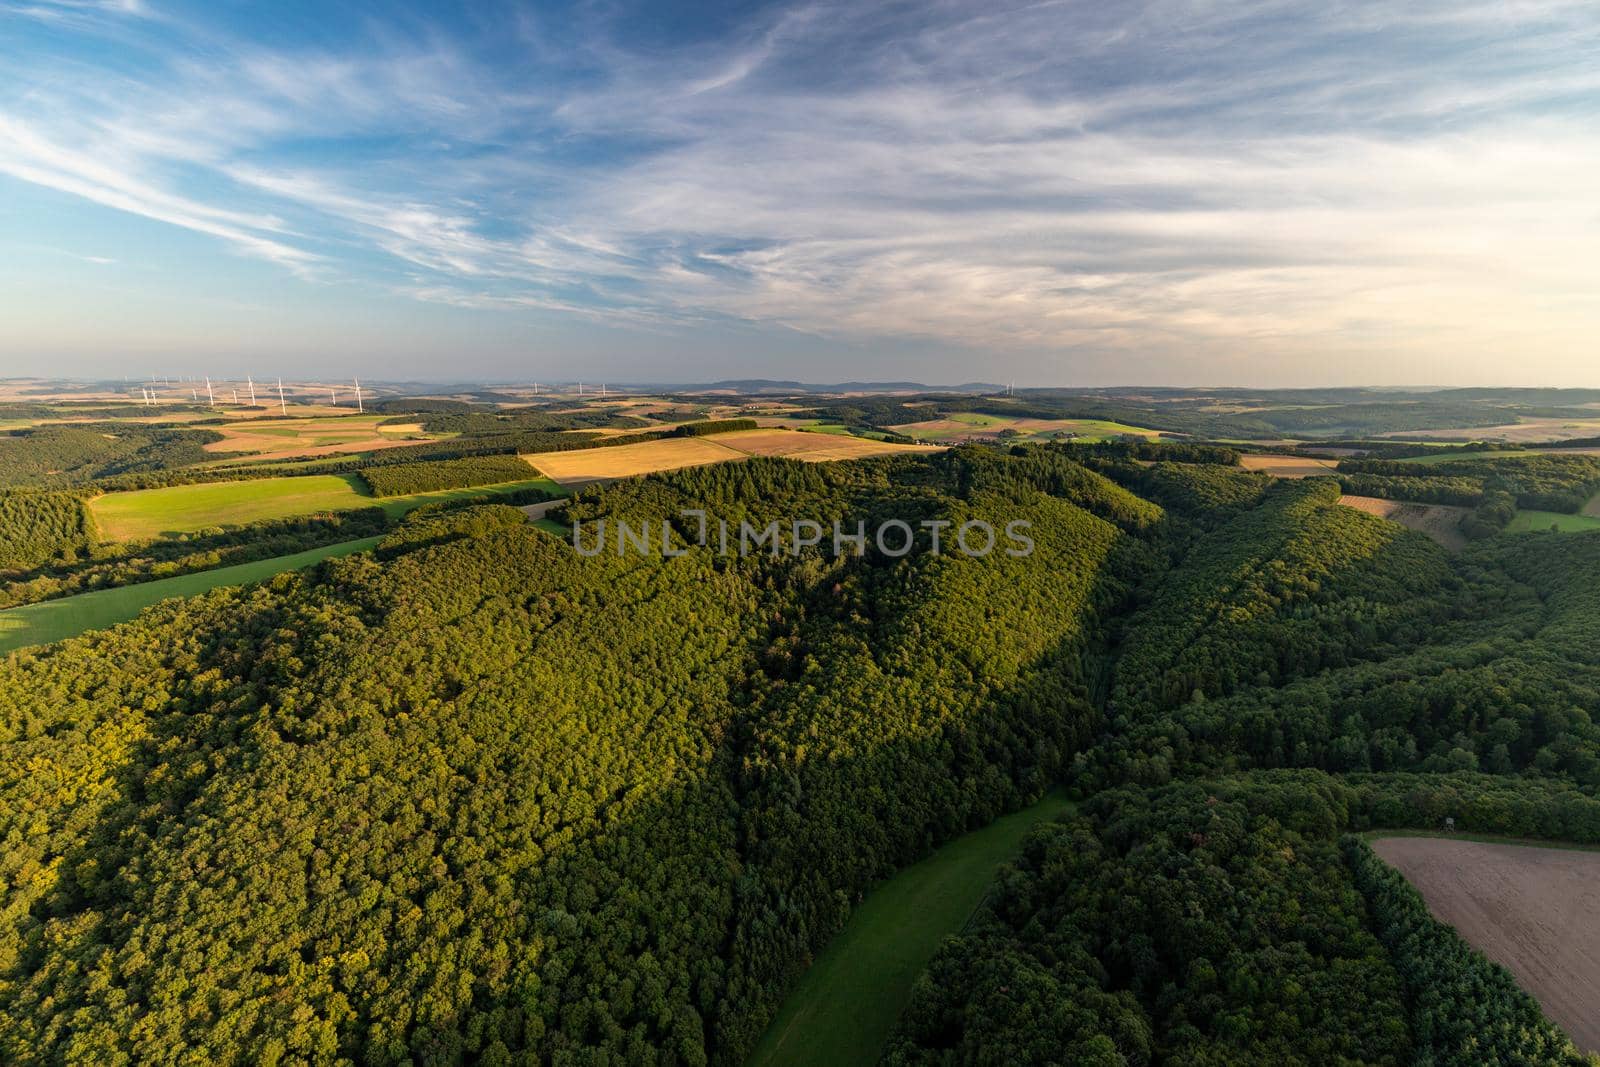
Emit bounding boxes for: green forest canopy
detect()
[0,444,1598,1063]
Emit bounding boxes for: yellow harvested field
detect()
[525,437,747,482]
[714,428,942,460]
[524,429,940,484]
[204,414,443,463]
[1239,453,1341,478]
[1339,495,1469,551]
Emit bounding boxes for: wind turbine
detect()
[247,376,257,406]
[277,377,288,416]
[205,376,216,408]
[353,376,363,414]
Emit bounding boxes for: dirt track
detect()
[1372,837,1600,1052]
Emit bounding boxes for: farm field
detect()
[1239,453,1341,477]
[523,429,938,485]
[524,437,745,482]
[887,413,1160,443]
[90,475,372,540]
[204,413,446,463]
[1338,495,1469,551]
[1504,510,1600,534]
[1386,418,1600,443]
[0,536,383,654]
[715,427,941,459]
[1372,837,1600,1053]
[747,792,1076,1067]
[87,468,559,540]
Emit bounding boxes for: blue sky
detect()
[2,0,1598,385]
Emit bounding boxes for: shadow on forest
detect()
[7,476,1141,1066]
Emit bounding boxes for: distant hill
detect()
[663,379,1004,394]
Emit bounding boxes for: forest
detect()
[0,424,229,488]
[358,455,542,497]
[884,776,1589,1065]
[2,431,1599,1064]
[0,489,93,571]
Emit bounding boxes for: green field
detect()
[1504,510,1600,534]
[945,412,1013,428]
[0,536,383,654]
[746,791,1075,1067]
[88,472,561,541]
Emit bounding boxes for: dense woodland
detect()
[359,455,544,497]
[0,424,229,488]
[885,776,1590,1065]
[1,420,1599,1063]
[0,489,93,571]
[1337,454,1600,513]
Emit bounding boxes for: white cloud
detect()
[3,0,1599,379]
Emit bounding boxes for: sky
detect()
[1,0,1598,386]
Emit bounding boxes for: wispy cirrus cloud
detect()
[2,0,1599,380]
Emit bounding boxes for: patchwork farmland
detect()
[522,427,939,484]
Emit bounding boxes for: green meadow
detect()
[88,471,561,541]
[0,536,384,655]
[1505,510,1600,534]
[746,792,1076,1067]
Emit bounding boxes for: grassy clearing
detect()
[90,475,372,540]
[1504,510,1600,534]
[89,472,563,541]
[0,536,383,654]
[746,792,1075,1067]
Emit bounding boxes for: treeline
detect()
[886,773,1593,1065]
[1338,453,1600,513]
[358,455,544,497]
[1070,438,1241,465]
[1305,439,1520,460]
[0,489,93,571]
[1345,836,1589,1066]
[386,408,648,434]
[1336,472,1484,508]
[671,418,757,436]
[0,508,391,609]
